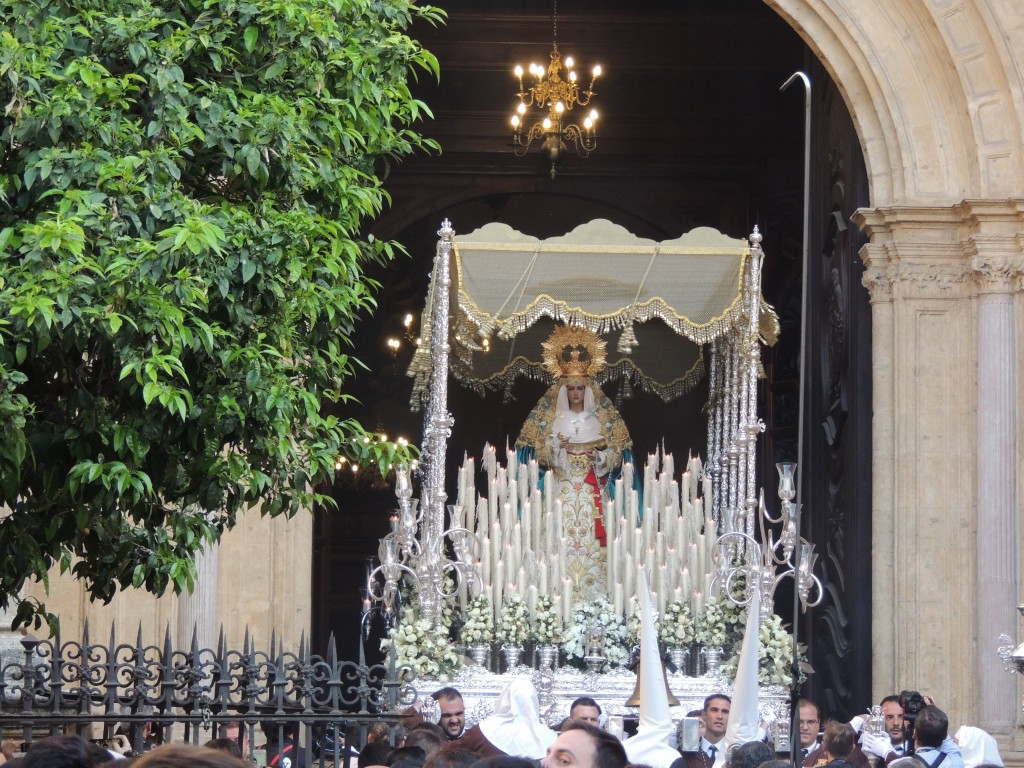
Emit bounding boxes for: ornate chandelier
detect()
[510,0,601,178]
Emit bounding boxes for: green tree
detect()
[0,0,442,629]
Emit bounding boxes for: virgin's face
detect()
[566,383,586,409]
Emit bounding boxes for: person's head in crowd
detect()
[126,744,250,767]
[822,722,855,761]
[259,719,298,745]
[86,743,122,766]
[219,722,247,758]
[470,757,538,768]
[702,695,732,744]
[569,698,602,728]
[388,745,427,768]
[798,700,821,749]
[391,724,410,749]
[423,749,478,768]
[21,735,93,768]
[542,721,628,768]
[888,759,922,768]
[760,761,793,768]
[204,738,243,759]
[405,725,445,758]
[360,741,394,768]
[726,740,774,768]
[433,688,467,741]
[913,707,948,749]
[369,722,393,744]
[879,696,905,746]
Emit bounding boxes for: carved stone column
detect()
[854,205,980,724]
[177,541,219,652]
[962,200,1024,729]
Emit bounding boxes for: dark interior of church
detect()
[311,0,875,720]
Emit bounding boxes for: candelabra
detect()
[366,221,478,630]
[996,604,1024,712]
[714,462,822,621]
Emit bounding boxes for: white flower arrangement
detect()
[695,596,735,648]
[625,606,647,648]
[659,599,696,647]
[530,595,563,646]
[381,616,461,681]
[562,596,631,668]
[460,594,494,645]
[497,594,530,646]
[718,611,810,686]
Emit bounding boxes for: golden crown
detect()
[541,325,607,379]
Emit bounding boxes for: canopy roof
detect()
[409,219,777,408]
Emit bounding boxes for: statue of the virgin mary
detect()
[515,325,635,599]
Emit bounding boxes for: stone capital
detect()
[853,200,1024,299]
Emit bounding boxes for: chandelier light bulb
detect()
[518,102,526,115]
[555,101,565,114]
[542,117,552,130]
[569,71,577,83]
[530,63,540,76]
[511,115,520,128]
[592,64,602,77]
[565,56,574,69]
[589,109,599,121]
[514,64,523,78]
[584,117,593,129]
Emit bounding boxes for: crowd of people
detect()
[0,682,1006,768]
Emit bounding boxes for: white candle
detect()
[494,561,505,610]
[534,489,545,553]
[527,584,538,621]
[489,478,499,525]
[491,521,502,583]
[613,582,624,617]
[623,551,634,598]
[477,497,489,536]
[513,522,522,568]
[465,490,476,536]
[480,535,491,583]
[521,508,531,558]
[544,469,553,515]
[693,589,704,618]
[605,495,616,543]
[539,560,549,595]
[465,457,476,505]
[517,566,527,599]
[562,581,573,624]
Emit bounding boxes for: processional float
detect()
[367,219,821,736]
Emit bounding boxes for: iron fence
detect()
[0,624,415,766]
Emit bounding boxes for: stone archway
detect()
[767,0,1024,743]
